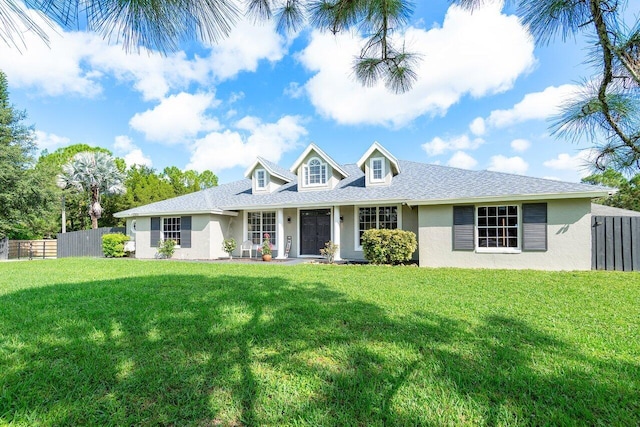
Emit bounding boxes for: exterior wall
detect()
[363,150,393,187]
[418,198,592,270]
[128,214,235,260]
[338,204,418,261]
[283,208,298,258]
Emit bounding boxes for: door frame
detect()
[297,207,334,257]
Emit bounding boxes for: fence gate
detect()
[592,216,640,271]
[0,238,7,260]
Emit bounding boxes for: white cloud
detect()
[543,150,595,178]
[298,2,535,126]
[129,92,221,143]
[447,151,478,169]
[486,84,580,128]
[206,19,288,80]
[487,155,528,175]
[35,130,71,152]
[422,134,484,156]
[284,82,305,99]
[510,138,531,152]
[113,135,152,167]
[469,117,486,136]
[186,115,307,172]
[0,13,287,100]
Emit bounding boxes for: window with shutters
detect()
[163,217,181,246]
[476,205,519,251]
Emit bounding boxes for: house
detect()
[114,142,612,270]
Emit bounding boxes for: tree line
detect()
[0,71,217,240]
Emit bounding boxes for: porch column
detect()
[276,208,285,259]
[333,206,342,261]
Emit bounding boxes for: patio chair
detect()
[240,240,254,258]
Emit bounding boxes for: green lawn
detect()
[0,259,638,426]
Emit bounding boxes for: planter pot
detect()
[262,254,272,262]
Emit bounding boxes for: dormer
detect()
[356,142,400,187]
[290,143,348,191]
[244,157,294,194]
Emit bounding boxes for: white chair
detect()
[240,240,254,258]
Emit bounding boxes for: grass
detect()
[0,258,638,426]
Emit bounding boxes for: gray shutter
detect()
[523,203,547,251]
[181,216,192,248]
[453,206,475,250]
[150,217,160,247]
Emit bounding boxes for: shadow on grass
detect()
[0,273,637,425]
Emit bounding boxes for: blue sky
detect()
[3,0,635,184]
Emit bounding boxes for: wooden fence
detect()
[592,216,640,271]
[6,240,57,260]
[57,227,125,258]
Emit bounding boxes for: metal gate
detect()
[592,216,640,271]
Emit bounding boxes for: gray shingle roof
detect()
[115,160,612,217]
[256,157,296,182]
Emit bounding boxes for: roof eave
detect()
[114,209,238,218]
[408,190,612,206]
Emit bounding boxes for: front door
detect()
[300,209,332,255]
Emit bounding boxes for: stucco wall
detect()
[417,198,592,270]
[128,214,235,260]
[338,204,418,261]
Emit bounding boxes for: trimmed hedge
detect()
[102,233,130,258]
[361,229,417,265]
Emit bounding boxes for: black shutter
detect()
[523,203,547,251]
[453,206,475,250]
[181,216,192,248]
[150,217,160,247]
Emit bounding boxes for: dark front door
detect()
[300,209,332,255]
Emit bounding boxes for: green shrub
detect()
[222,238,237,259]
[361,229,417,265]
[157,239,177,259]
[320,240,339,264]
[102,233,130,258]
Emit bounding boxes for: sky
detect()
[3,0,637,185]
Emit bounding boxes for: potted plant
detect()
[258,233,273,261]
[222,238,237,259]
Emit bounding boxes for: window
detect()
[163,217,181,245]
[304,157,327,186]
[357,206,398,246]
[477,205,518,249]
[247,211,276,246]
[256,169,266,189]
[371,158,384,182]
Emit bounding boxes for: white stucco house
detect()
[114,142,612,270]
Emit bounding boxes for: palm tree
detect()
[57,151,126,229]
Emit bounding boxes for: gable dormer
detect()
[356,142,400,187]
[244,157,294,194]
[290,143,348,191]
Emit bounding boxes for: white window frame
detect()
[246,210,277,249]
[162,216,181,247]
[303,157,327,187]
[475,204,521,254]
[370,157,385,182]
[354,204,402,251]
[255,168,267,190]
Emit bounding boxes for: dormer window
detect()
[256,169,267,189]
[371,157,384,182]
[304,157,327,186]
